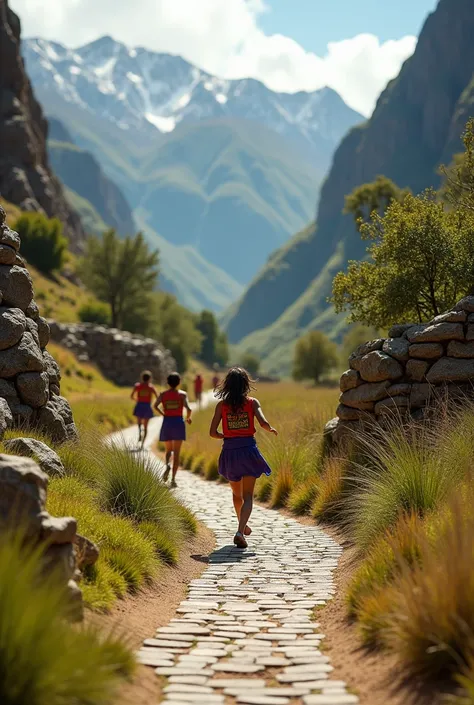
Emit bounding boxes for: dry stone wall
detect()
[49,321,176,386]
[0,453,83,618]
[0,205,76,443]
[326,296,474,443]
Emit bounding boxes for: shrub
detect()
[78,300,111,325]
[292,330,339,384]
[287,477,319,514]
[270,466,293,508]
[14,212,67,274]
[350,421,464,550]
[204,456,219,481]
[386,490,474,678]
[311,457,347,521]
[190,454,206,475]
[98,446,185,539]
[0,531,133,705]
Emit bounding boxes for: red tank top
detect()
[134,382,155,403]
[221,398,256,438]
[162,389,184,417]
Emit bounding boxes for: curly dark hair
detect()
[216,367,255,411]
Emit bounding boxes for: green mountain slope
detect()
[226,0,474,373]
[38,94,322,282]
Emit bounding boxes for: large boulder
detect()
[0,265,34,311]
[339,369,362,392]
[354,351,403,383]
[0,307,26,350]
[0,332,44,378]
[4,437,65,477]
[16,371,49,407]
[382,338,410,362]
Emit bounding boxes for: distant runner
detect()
[212,369,220,391]
[194,373,204,407]
[155,372,192,488]
[131,370,158,448]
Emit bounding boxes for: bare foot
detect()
[244,526,252,536]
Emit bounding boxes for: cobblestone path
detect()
[138,468,358,705]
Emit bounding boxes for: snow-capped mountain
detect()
[23,36,363,163]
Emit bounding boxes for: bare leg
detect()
[137,420,143,443]
[163,441,173,481]
[141,418,149,447]
[229,479,243,521]
[171,441,183,485]
[229,480,252,536]
[238,476,256,536]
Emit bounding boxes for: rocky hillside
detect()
[0,0,83,248]
[226,0,474,374]
[47,119,136,237]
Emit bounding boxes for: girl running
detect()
[209,367,277,548]
[131,371,158,448]
[155,372,192,488]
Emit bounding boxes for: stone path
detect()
[137,469,358,704]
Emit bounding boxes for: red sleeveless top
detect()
[161,389,184,417]
[221,397,256,438]
[134,382,155,403]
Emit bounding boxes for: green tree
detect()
[440,118,474,212]
[332,191,474,328]
[147,292,202,372]
[241,352,260,377]
[196,310,229,367]
[14,213,67,274]
[344,175,409,226]
[292,330,339,384]
[79,230,159,329]
[78,300,111,325]
[340,324,379,364]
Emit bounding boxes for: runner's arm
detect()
[209,401,224,439]
[253,398,278,435]
[131,384,138,400]
[183,392,193,424]
[154,392,164,415]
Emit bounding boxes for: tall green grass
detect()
[0,531,133,705]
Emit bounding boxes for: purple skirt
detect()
[160,416,186,442]
[133,402,154,419]
[218,436,272,482]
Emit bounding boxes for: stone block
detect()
[336,404,369,421]
[431,310,467,324]
[0,265,34,311]
[4,437,65,476]
[339,369,362,392]
[427,358,474,384]
[382,337,410,361]
[75,533,99,568]
[408,343,444,359]
[354,351,403,383]
[410,383,432,408]
[374,396,410,415]
[0,331,44,378]
[0,454,48,529]
[0,306,26,350]
[406,322,464,343]
[455,296,474,312]
[388,323,416,338]
[16,371,49,407]
[40,514,77,544]
[447,341,474,358]
[340,381,390,409]
[348,339,384,369]
[387,383,412,396]
[406,359,429,382]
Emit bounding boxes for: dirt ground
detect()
[86,524,216,705]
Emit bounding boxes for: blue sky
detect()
[13,0,436,116]
[259,0,438,54]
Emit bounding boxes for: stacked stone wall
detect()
[48,322,176,387]
[327,296,474,442]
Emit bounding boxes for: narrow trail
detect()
[113,398,357,705]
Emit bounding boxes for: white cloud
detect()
[11,0,416,116]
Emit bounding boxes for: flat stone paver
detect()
[134,457,356,704]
